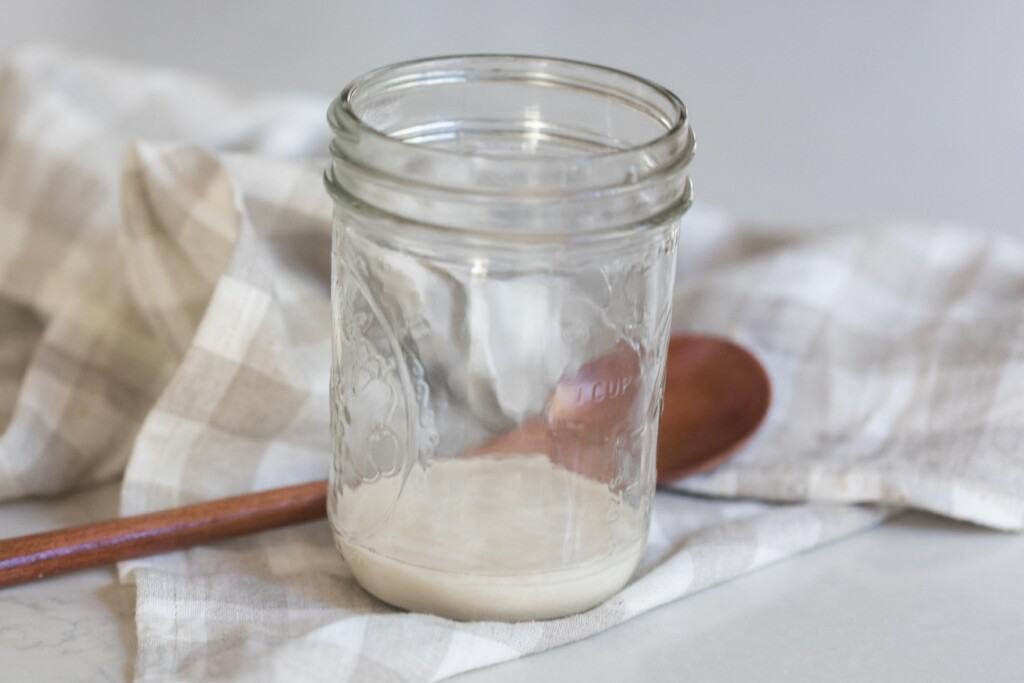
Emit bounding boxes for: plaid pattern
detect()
[0,46,326,500]
[670,212,1024,530]
[1,48,1021,681]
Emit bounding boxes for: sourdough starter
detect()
[333,454,644,621]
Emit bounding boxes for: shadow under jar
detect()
[325,55,694,621]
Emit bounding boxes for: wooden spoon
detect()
[0,334,770,588]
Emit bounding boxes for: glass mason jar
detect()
[325,55,693,621]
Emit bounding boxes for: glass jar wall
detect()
[325,55,694,621]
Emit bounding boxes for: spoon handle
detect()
[0,480,327,588]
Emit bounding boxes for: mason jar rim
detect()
[328,53,690,167]
[325,54,694,242]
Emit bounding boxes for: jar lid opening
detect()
[326,55,694,237]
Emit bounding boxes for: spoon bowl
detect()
[474,334,771,483]
[655,335,771,482]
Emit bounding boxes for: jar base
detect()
[337,536,643,622]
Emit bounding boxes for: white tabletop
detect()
[3,483,1022,682]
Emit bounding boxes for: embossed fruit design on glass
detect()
[325,56,694,621]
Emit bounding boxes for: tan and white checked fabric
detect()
[672,214,1024,530]
[0,46,327,500]
[1,47,1022,682]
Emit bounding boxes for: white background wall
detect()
[2,0,1022,233]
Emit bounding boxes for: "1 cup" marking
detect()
[575,375,635,405]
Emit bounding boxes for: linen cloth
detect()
[1,47,1021,682]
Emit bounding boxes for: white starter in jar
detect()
[333,454,645,621]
